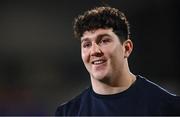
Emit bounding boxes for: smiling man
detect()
[55,6,180,116]
[80,28,135,95]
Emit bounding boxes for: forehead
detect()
[81,28,114,41]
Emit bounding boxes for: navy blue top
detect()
[55,75,180,116]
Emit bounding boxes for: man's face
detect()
[81,28,129,81]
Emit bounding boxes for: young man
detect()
[55,6,180,116]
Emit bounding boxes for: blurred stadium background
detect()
[0,0,179,115]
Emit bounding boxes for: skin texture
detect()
[81,28,136,95]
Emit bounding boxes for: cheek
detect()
[81,50,88,63]
[109,46,124,63]
[107,46,119,58]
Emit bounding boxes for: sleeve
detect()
[165,95,180,115]
[171,96,180,115]
[55,105,66,116]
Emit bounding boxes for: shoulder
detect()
[136,75,176,97]
[55,87,91,116]
[136,75,180,115]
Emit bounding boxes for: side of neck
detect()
[91,72,136,95]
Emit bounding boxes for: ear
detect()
[123,39,133,58]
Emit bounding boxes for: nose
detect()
[90,43,103,56]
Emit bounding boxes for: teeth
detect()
[93,60,104,65]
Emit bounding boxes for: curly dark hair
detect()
[73,6,130,42]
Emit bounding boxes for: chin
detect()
[90,67,110,79]
[92,72,108,80]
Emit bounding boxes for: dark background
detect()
[0,0,179,115]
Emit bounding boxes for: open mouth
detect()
[91,59,107,65]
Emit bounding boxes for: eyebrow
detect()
[81,34,112,43]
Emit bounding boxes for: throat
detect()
[91,74,136,95]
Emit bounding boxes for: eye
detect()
[99,38,111,45]
[82,41,91,48]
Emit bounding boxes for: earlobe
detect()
[124,39,133,58]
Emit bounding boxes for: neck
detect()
[91,73,136,95]
[90,63,136,95]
